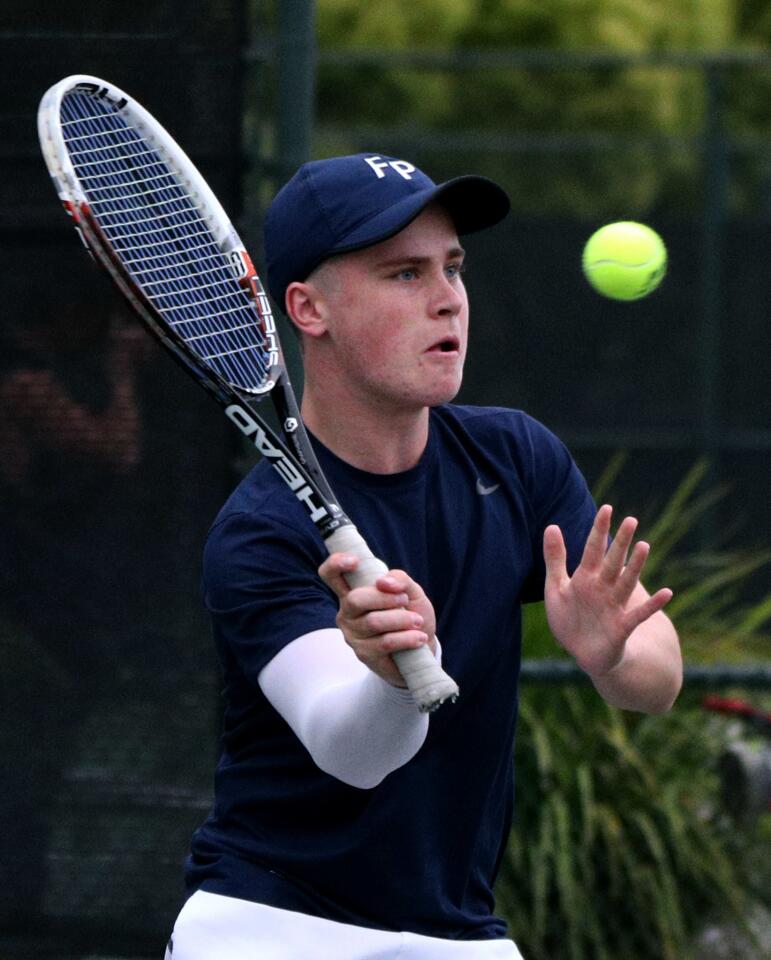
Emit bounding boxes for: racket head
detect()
[37,74,281,401]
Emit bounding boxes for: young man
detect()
[166,154,682,959]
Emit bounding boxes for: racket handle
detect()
[391,646,459,715]
[324,524,459,713]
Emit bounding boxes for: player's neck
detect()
[301,382,429,475]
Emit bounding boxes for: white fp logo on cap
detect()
[364,156,416,180]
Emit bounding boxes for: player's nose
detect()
[429,271,465,319]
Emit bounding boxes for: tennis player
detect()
[165,154,682,959]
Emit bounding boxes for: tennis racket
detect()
[37,75,459,713]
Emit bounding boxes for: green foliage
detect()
[500,688,760,960]
[317,0,474,49]
[313,0,771,217]
[505,460,771,959]
[316,0,742,51]
[454,0,733,50]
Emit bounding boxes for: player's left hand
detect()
[542,504,673,679]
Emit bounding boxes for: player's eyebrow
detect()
[375,246,466,269]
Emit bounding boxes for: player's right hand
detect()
[318,555,437,687]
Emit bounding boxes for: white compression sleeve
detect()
[257,629,437,790]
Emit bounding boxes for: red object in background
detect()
[703,695,771,731]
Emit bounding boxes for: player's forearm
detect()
[587,611,682,714]
[302,670,429,789]
[258,628,430,789]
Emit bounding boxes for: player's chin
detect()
[425,372,463,407]
[404,362,463,408]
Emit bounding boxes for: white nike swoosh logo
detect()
[476,479,500,496]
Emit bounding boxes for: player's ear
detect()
[285,280,329,339]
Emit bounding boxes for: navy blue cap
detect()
[264,153,510,311]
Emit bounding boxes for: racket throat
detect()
[225,403,337,529]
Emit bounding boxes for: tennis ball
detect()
[582,221,667,301]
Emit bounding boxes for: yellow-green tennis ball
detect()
[582,221,667,301]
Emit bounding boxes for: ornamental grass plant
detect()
[500,459,770,960]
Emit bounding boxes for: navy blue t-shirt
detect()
[186,405,596,940]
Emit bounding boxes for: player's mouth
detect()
[425,335,461,355]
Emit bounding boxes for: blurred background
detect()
[1,2,769,958]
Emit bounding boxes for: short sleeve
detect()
[203,509,339,683]
[517,415,597,602]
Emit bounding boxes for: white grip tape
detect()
[324,525,459,713]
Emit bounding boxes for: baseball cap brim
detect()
[324,175,510,260]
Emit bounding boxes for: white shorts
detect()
[165,890,524,960]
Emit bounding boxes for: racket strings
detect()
[59,91,271,391]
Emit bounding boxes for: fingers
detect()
[602,515,639,583]
[615,538,653,597]
[338,583,430,689]
[622,586,673,635]
[543,524,568,584]
[575,507,671,606]
[320,556,425,639]
[341,587,424,637]
[382,569,424,602]
[340,569,427,645]
[602,513,659,603]
[597,511,673,617]
[336,569,415,618]
[318,557,419,602]
[580,504,613,570]
[546,510,643,595]
[318,552,358,599]
[318,558,432,686]
[585,506,645,581]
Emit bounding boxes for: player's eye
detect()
[445,262,465,280]
[397,268,417,281]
